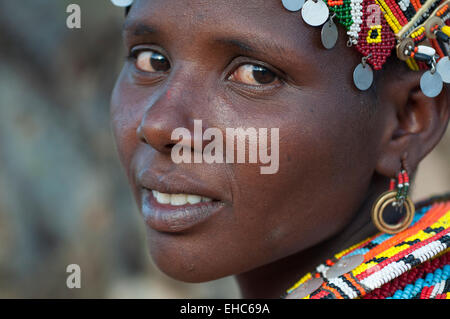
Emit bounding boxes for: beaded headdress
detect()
[112,0,449,97]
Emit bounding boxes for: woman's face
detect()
[111,0,387,282]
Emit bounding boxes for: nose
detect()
[136,84,201,155]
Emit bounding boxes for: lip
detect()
[136,168,228,203]
[141,188,226,233]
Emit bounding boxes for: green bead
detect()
[324,0,354,31]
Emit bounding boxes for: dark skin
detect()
[110,0,449,298]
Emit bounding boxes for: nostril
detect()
[136,125,147,143]
[135,107,191,154]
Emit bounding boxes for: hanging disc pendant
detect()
[436,57,450,84]
[111,0,133,7]
[301,0,329,27]
[353,63,374,91]
[285,278,323,299]
[420,71,443,98]
[321,18,338,49]
[282,0,305,11]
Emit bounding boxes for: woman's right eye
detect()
[133,50,171,73]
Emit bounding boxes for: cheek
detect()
[110,69,143,177]
[228,94,376,263]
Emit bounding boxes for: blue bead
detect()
[425,273,434,286]
[393,291,402,299]
[443,265,450,277]
[432,269,442,284]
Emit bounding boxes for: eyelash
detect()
[126,48,140,61]
[227,61,284,86]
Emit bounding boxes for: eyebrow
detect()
[124,21,290,55]
[123,21,159,37]
[122,21,308,69]
[213,37,290,59]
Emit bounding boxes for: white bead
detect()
[417,45,436,56]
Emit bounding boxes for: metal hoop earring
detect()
[371,163,415,234]
[371,190,415,234]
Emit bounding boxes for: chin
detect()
[145,231,236,283]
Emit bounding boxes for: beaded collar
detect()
[284,193,450,299]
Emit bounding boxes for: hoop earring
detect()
[371,163,415,234]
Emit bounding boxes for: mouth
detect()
[141,188,226,233]
[151,190,217,206]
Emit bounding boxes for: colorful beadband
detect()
[286,194,450,299]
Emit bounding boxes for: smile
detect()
[141,188,226,233]
[151,190,214,206]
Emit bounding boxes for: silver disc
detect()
[282,0,305,11]
[353,63,374,91]
[111,0,133,7]
[301,0,330,27]
[420,71,443,98]
[325,255,364,279]
[321,19,338,49]
[285,278,323,299]
[436,57,450,84]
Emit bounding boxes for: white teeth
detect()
[187,194,202,204]
[156,191,171,204]
[152,190,213,205]
[170,194,187,206]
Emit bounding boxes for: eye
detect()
[134,50,170,73]
[229,64,278,86]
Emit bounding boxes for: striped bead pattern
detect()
[285,193,450,299]
[348,0,364,43]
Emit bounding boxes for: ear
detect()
[375,70,449,178]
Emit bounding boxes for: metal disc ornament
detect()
[282,0,305,11]
[321,18,338,49]
[420,71,443,98]
[301,0,329,27]
[285,278,323,299]
[436,57,450,84]
[111,0,133,7]
[325,255,364,279]
[353,63,374,91]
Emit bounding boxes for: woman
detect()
[110,0,450,299]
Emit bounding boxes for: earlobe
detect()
[375,69,449,179]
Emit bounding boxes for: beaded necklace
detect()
[284,193,450,299]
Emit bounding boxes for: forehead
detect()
[130,0,284,21]
[125,0,319,50]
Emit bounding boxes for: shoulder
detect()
[285,193,450,299]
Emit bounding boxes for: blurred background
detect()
[0,0,448,298]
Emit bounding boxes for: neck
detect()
[234,182,384,299]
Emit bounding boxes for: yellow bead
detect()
[442,26,450,37]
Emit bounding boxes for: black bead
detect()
[436,31,449,43]
[413,52,433,63]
